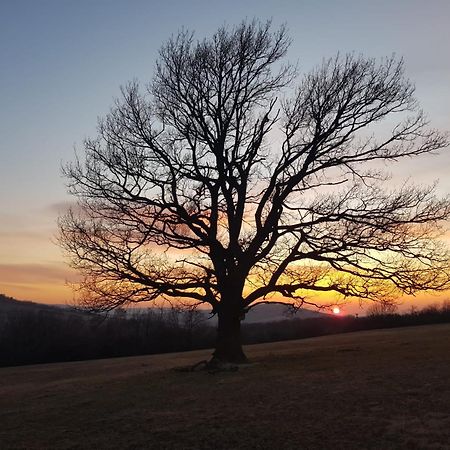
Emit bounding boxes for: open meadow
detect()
[1,323,449,449]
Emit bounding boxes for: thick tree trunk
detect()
[212,307,248,364]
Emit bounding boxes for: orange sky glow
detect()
[1,222,448,316]
[1,1,450,317]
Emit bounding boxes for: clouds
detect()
[0,262,78,303]
[0,263,76,284]
[0,203,65,261]
[0,210,73,302]
[1,1,450,309]
[44,200,79,215]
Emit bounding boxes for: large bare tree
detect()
[59,21,450,363]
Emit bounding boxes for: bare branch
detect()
[59,21,450,362]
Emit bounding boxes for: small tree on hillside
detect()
[59,21,450,364]
[366,301,399,317]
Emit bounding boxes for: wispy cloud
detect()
[0,263,78,284]
[0,230,50,242]
[0,262,78,303]
[43,200,79,215]
[0,213,30,230]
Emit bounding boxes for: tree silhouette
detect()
[59,21,450,364]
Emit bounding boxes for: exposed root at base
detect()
[173,358,243,374]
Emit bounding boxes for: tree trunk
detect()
[212,307,248,364]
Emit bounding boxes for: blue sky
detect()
[1,0,449,304]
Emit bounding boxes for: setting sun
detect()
[332,307,341,315]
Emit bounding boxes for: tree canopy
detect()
[59,21,450,363]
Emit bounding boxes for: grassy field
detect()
[1,324,449,449]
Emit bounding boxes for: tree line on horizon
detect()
[1,293,449,368]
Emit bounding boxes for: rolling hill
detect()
[0,293,328,323]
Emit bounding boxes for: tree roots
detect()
[173,357,242,374]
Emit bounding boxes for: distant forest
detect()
[1,293,449,367]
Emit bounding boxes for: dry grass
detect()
[1,324,449,449]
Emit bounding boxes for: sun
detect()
[332,306,340,315]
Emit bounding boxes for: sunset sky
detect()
[1,0,450,313]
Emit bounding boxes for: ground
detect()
[1,324,449,449]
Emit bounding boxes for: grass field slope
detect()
[1,324,449,449]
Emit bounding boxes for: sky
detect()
[1,0,450,312]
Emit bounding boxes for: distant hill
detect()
[2,293,449,368]
[0,294,328,324]
[0,293,56,312]
[184,303,329,324]
[242,303,329,324]
[125,303,329,324]
[0,294,86,318]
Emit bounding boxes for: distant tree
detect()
[366,301,398,317]
[59,20,450,365]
